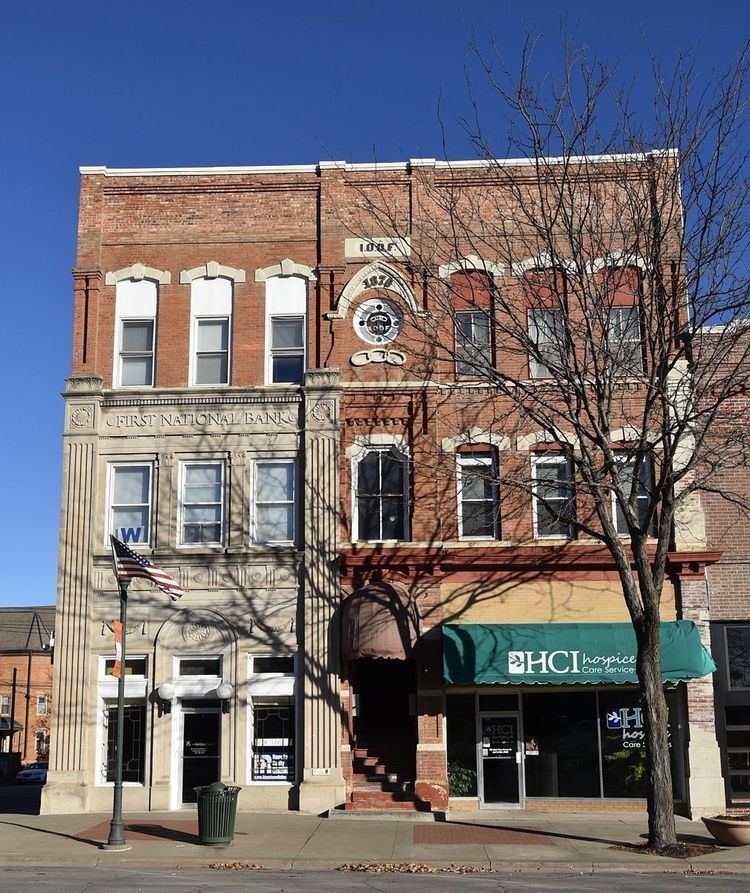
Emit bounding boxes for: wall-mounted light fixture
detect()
[156,681,175,716]
[216,681,233,714]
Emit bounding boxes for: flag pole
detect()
[101,573,132,851]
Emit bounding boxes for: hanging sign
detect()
[111,620,123,678]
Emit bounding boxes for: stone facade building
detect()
[0,606,54,766]
[44,156,727,817]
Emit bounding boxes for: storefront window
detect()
[251,701,295,782]
[727,627,750,689]
[523,692,600,797]
[446,694,477,797]
[105,703,146,784]
[726,706,750,801]
[598,690,683,799]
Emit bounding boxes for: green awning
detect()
[443,621,716,685]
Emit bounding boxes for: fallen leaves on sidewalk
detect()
[610,842,722,859]
[207,862,264,870]
[338,862,495,874]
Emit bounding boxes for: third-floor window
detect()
[269,316,305,384]
[119,319,155,386]
[194,318,230,385]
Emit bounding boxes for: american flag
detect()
[110,535,185,600]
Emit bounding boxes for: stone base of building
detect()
[298,772,346,814]
[686,726,726,819]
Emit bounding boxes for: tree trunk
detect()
[635,613,678,850]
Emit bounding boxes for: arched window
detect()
[353,446,409,542]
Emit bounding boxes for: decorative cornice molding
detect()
[65,374,104,394]
[438,254,504,280]
[510,253,578,278]
[179,261,246,284]
[442,428,511,453]
[105,263,171,286]
[254,258,317,282]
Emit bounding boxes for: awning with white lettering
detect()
[442,621,716,685]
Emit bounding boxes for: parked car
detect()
[14,762,48,784]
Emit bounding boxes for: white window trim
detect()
[97,654,149,700]
[251,459,297,545]
[190,315,231,387]
[174,654,223,681]
[456,453,498,540]
[246,652,297,786]
[98,654,148,680]
[611,453,651,537]
[607,305,644,375]
[106,461,154,548]
[96,697,147,787]
[265,314,306,385]
[725,625,750,692]
[455,309,492,379]
[36,694,48,716]
[115,317,156,388]
[0,695,9,715]
[177,460,225,547]
[351,444,410,543]
[527,307,564,379]
[532,453,574,540]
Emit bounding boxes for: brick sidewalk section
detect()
[2,809,750,875]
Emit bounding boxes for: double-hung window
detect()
[613,453,654,535]
[269,316,305,384]
[253,461,296,544]
[455,310,492,378]
[607,306,643,375]
[528,308,564,378]
[180,462,224,545]
[35,730,49,758]
[0,695,9,715]
[109,464,152,545]
[119,320,155,386]
[354,448,408,542]
[457,453,498,539]
[533,454,575,538]
[194,318,230,385]
[37,694,48,716]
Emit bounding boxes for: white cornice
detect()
[79,150,677,178]
[254,259,316,282]
[180,261,246,284]
[105,263,171,285]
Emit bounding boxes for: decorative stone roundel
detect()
[353,297,403,345]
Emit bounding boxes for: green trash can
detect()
[194,782,241,846]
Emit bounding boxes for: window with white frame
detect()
[103,703,146,783]
[248,654,296,783]
[354,447,409,542]
[108,464,152,545]
[189,276,233,386]
[35,729,49,758]
[455,310,492,378]
[177,656,222,677]
[37,694,48,716]
[264,276,307,384]
[528,308,564,378]
[457,453,498,539]
[114,279,158,388]
[533,453,575,538]
[269,316,305,383]
[180,462,224,544]
[104,656,147,677]
[0,694,9,715]
[613,453,654,535]
[607,306,643,375]
[253,461,296,544]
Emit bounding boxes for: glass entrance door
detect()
[181,707,221,804]
[478,713,522,807]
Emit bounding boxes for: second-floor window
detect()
[269,316,305,384]
[180,462,224,545]
[528,308,564,378]
[37,694,48,716]
[119,319,155,386]
[109,464,152,545]
[455,310,492,378]
[613,453,654,535]
[354,448,408,542]
[253,461,296,544]
[607,306,643,375]
[533,454,575,538]
[194,318,230,385]
[457,453,498,539]
[0,695,9,715]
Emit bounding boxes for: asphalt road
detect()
[0,866,743,892]
[0,783,41,815]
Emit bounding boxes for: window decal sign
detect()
[119,526,146,544]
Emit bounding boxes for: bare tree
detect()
[331,34,750,849]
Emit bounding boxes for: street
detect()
[0,865,744,893]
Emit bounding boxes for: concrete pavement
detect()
[1,807,749,875]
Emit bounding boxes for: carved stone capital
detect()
[65,374,104,394]
[304,368,341,391]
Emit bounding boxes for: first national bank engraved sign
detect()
[104,408,297,431]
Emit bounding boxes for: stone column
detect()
[681,574,725,818]
[41,375,103,814]
[298,368,346,813]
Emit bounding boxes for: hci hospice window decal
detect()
[353,298,403,345]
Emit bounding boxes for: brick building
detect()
[0,607,54,767]
[43,156,725,817]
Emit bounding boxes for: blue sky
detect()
[1,1,747,606]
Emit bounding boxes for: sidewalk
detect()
[1,808,749,875]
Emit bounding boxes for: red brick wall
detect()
[0,653,53,764]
